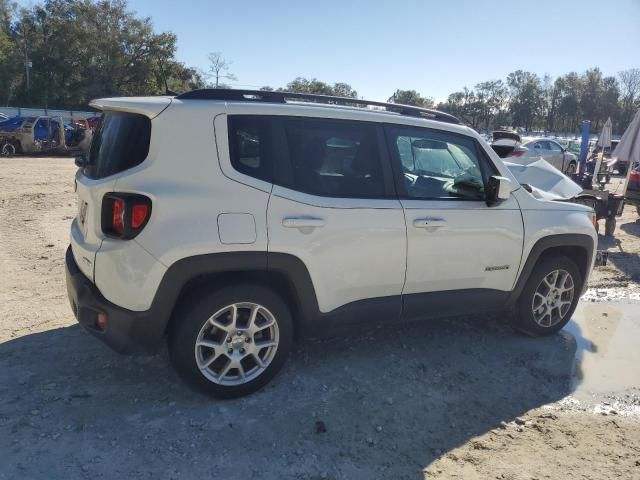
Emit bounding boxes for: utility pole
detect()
[22,24,31,96]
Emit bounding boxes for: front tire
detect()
[513,256,582,336]
[565,161,577,174]
[169,284,293,398]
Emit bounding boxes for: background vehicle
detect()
[625,163,640,216]
[0,115,92,156]
[510,138,578,174]
[66,90,598,398]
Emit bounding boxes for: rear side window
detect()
[228,116,272,182]
[284,118,385,198]
[84,112,151,179]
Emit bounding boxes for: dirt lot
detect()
[1,157,639,480]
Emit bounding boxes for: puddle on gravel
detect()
[564,302,640,401]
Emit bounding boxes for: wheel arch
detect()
[158,252,319,339]
[506,234,594,306]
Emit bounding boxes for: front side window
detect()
[284,118,385,198]
[548,141,563,152]
[389,127,490,200]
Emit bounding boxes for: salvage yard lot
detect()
[1,157,640,480]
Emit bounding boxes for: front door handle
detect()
[282,217,325,228]
[413,217,447,229]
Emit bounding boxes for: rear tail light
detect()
[101,193,152,239]
[509,150,525,157]
[630,171,640,182]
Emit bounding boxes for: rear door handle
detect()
[413,217,447,229]
[282,217,325,228]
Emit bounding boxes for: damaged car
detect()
[0,115,92,157]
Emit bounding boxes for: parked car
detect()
[0,115,92,156]
[625,163,640,216]
[491,132,578,174]
[555,138,582,156]
[66,90,598,398]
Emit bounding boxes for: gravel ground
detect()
[1,157,639,480]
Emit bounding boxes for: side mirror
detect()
[486,176,514,206]
[75,153,87,168]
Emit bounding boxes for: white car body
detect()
[65,90,598,396]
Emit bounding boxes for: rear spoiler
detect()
[89,97,173,119]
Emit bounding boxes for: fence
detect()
[0,106,95,120]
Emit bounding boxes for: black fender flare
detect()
[148,251,320,339]
[505,233,594,307]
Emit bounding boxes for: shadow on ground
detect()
[0,314,582,480]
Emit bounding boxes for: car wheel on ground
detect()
[513,256,582,336]
[566,161,577,174]
[1,142,16,157]
[605,217,616,236]
[168,284,293,398]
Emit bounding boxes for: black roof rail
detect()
[175,88,461,125]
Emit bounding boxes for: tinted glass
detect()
[228,116,272,182]
[390,127,488,200]
[284,118,385,197]
[84,112,151,180]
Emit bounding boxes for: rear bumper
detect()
[65,245,164,354]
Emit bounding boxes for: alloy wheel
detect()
[531,269,575,327]
[194,302,279,385]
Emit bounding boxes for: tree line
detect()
[434,69,640,135]
[1,0,638,135]
[0,0,206,109]
[264,69,640,135]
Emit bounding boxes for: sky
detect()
[20,0,640,102]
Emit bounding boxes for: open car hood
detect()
[503,159,583,200]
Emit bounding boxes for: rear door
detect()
[264,116,406,319]
[71,111,151,280]
[385,124,524,319]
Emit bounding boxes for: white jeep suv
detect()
[66,89,597,398]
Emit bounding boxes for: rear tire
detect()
[513,256,582,336]
[566,161,577,174]
[168,284,293,398]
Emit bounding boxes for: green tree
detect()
[388,89,434,108]
[506,70,544,131]
[618,68,640,125]
[279,77,357,98]
[5,0,201,108]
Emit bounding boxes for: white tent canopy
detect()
[613,109,640,165]
[597,117,613,149]
[612,109,640,196]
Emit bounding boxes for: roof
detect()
[175,89,461,125]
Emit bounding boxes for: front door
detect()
[385,124,524,319]
[547,140,567,172]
